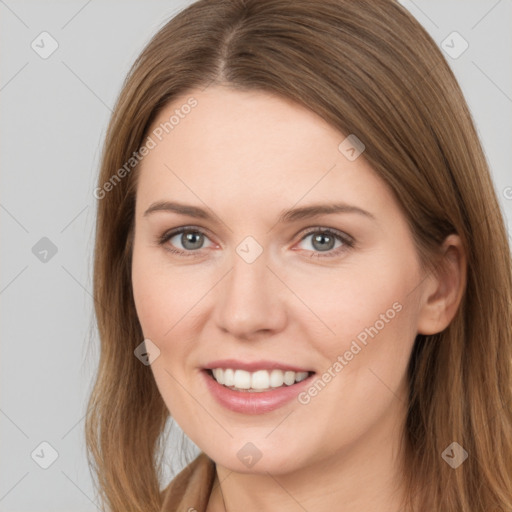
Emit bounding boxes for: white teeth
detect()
[233,369,251,389]
[212,368,224,384]
[269,369,284,388]
[223,368,234,387]
[251,370,270,390]
[210,368,310,391]
[284,371,296,386]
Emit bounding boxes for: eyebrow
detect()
[143,200,375,223]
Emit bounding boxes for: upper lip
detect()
[204,359,314,373]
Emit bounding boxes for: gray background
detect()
[1,1,511,510]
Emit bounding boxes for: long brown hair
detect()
[85,0,512,510]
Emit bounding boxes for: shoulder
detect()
[160,452,216,512]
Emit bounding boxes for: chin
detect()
[204,441,309,476]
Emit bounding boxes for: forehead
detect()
[135,86,394,221]
[145,86,341,166]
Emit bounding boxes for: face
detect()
[131,85,428,476]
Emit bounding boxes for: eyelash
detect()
[157,225,355,259]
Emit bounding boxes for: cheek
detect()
[131,243,203,340]
[294,260,418,351]
[132,244,175,341]
[131,247,202,416]
[295,268,418,442]
[296,257,421,404]
[131,267,164,340]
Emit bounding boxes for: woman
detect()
[85,0,512,511]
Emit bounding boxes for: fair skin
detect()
[131,85,466,512]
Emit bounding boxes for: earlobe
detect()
[416,234,467,335]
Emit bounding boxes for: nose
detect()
[213,248,287,340]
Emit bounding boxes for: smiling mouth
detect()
[205,368,315,393]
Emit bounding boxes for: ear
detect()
[416,234,467,335]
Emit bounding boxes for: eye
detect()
[158,227,213,257]
[157,226,354,259]
[296,228,354,258]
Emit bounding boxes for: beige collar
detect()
[160,452,216,512]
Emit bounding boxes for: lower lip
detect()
[201,369,315,414]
